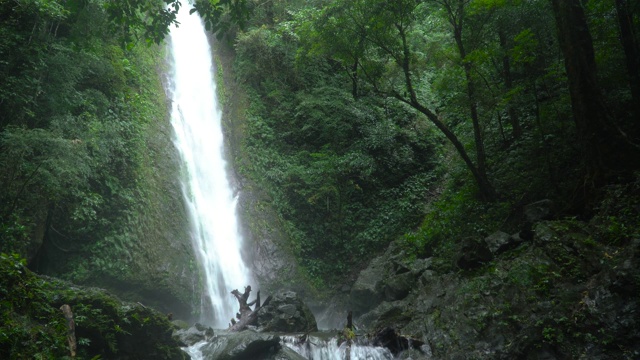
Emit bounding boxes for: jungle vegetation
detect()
[225,0,640,283]
[1,0,639,322]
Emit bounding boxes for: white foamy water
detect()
[167,4,252,329]
[283,335,394,360]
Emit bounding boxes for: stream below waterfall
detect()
[183,332,395,360]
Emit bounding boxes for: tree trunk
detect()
[395,18,496,201]
[446,0,495,201]
[550,0,612,188]
[60,305,76,358]
[498,29,522,139]
[615,0,640,121]
[229,286,271,332]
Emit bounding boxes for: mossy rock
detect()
[0,254,188,360]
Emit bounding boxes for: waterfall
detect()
[167,4,252,329]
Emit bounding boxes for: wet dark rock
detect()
[173,323,215,346]
[391,260,412,275]
[373,327,407,354]
[355,218,640,359]
[484,230,519,254]
[409,258,433,276]
[358,300,412,329]
[266,346,307,360]
[200,332,280,360]
[456,236,493,270]
[524,199,554,223]
[373,327,424,355]
[350,255,387,314]
[383,271,416,301]
[532,221,559,243]
[510,231,528,244]
[398,347,432,360]
[350,247,434,316]
[257,290,317,332]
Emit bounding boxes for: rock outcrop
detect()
[353,217,640,359]
[257,290,317,332]
[201,332,281,360]
[173,323,215,346]
[350,244,433,317]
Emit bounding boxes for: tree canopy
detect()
[226,0,639,281]
[1,0,638,285]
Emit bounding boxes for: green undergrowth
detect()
[0,253,186,360]
[399,175,511,272]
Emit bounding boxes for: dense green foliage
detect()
[224,0,639,284]
[0,253,186,359]
[0,253,68,359]
[1,0,639,351]
[0,0,199,317]
[0,0,150,263]
[230,4,442,283]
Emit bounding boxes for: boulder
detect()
[372,327,424,355]
[350,255,387,314]
[307,295,350,330]
[266,346,307,360]
[200,332,280,360]
[532,221,559,243]
[173,323,214,346]
[358,300,412,329]
[257,291,317,332]
[456,237,493,270]
[409,258,433,276]
[484,231,521,255]
[382,271,416,301]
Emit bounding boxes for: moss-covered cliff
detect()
[350,180,640,359]
[210,36,313,297]
[0,0,200,320]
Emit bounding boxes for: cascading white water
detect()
[167,4,252,329]
[282,336,394,360]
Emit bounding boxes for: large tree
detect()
[303,0,497,200]
[614,0,640,120]
[550,0,618,189]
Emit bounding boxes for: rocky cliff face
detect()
[31,82,201,322]
[351,215,640,359]
[211,38,311,297]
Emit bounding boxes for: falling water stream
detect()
[166,4,402,360]
[167,4,251,330]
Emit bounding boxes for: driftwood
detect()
[228,285,271,332]
[251,291,260,310]
[60,304,76,358]
[231,286,253,319]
